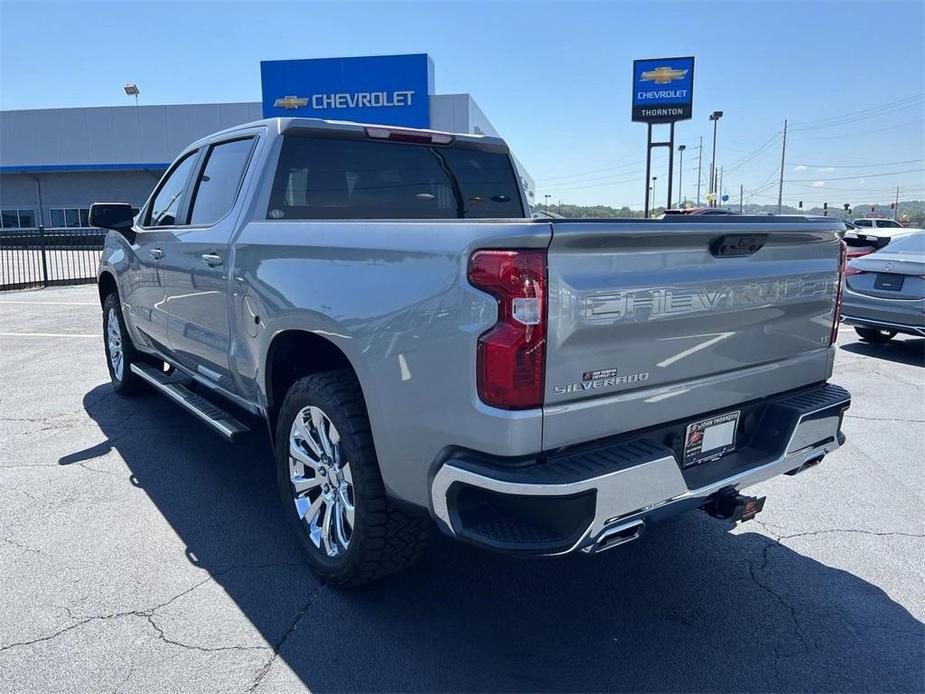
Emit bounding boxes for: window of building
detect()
[267,136,521,220]
[188,138,254,226]
[1,209,37,228]
[147,151,199,227]
[49,208,91,228]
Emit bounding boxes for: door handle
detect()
[201,252,223,267]
[149,248,164,260]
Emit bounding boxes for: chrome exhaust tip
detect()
[785,452,826,476]
[592,519,645,553]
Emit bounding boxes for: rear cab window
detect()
[266,135,524,220]
[188,137,255,226]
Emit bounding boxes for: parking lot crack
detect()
[775,528,922,541]
[144,613,270,654]
[113,664,136,694]
[845,414,925,423]
[246,585,325,692]
[0,619,96,653]
[747,541,811,660]
[2,536,43,555]
[754,518,923,541]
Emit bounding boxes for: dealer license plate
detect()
[874,274,904,291]
[683,411,740,468]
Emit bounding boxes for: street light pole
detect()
[709,111,723,206]
[677,144,686,208]
[544,194,551,213]
[696,136,703,206]
[651,176,658,217]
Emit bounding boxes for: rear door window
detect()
[188,138,255,226]
[267,136,521,220]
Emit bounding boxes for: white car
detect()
[851,218,921,236]
[845,219,922,258]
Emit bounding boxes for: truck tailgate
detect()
[543,218,843,450]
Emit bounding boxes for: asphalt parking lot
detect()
[1,284,922,693]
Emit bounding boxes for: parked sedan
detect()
[841,231,925,342]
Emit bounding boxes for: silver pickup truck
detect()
[91,117,851,585]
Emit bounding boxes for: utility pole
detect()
[696,136,703,206]
[739,184,744,214]
[777,119,788,215]
[709,111,724,205]
[894,186,900,219]
[677,144,686,208]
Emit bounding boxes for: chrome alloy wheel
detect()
[107,307,124,381]
[288,406,355,557]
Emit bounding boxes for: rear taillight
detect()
[468,249,547,410]
[831,241,847,346]
[844,265,864,276]
[846,249,873,259]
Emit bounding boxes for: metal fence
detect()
[0,227,106,291]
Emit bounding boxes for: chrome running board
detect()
[130,362,250,443]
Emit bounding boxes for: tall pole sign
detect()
[632,56,695,217]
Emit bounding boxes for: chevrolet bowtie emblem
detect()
[640,67,689,84]
[274,95,309,109]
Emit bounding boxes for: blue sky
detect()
[1,0,923,208]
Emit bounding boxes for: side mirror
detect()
[89,203,135,232]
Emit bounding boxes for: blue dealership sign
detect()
[260,53,434,127]
[632,56,695,123]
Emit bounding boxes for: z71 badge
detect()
[553,368,650,395]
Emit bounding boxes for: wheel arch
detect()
[98,270,118,305]
[264,329,368,433]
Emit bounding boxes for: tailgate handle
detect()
[710,235,767,258]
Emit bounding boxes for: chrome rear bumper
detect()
[430,384,850,555]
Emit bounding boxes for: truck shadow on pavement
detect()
[64,384,924,693]
[840,336,925,367]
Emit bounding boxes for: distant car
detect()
[843,219,922,260]
[841,231,925,342]
[659,207,738,217]
[852,218,906,230]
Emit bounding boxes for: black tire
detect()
[102,292,146,395]
[854,326,896,343]
[275,370,429,586]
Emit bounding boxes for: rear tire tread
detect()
[102,291,146,395]
[854,326,896,343]
[277,370,429,586]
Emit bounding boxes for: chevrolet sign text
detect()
[311,90,415,109]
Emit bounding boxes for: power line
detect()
[788,168,924,182]
[790,93,924,131]
[788,119,923,142]
[723,132,783,173]
[786,158,925,169]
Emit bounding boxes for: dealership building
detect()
[0,53,534,230]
